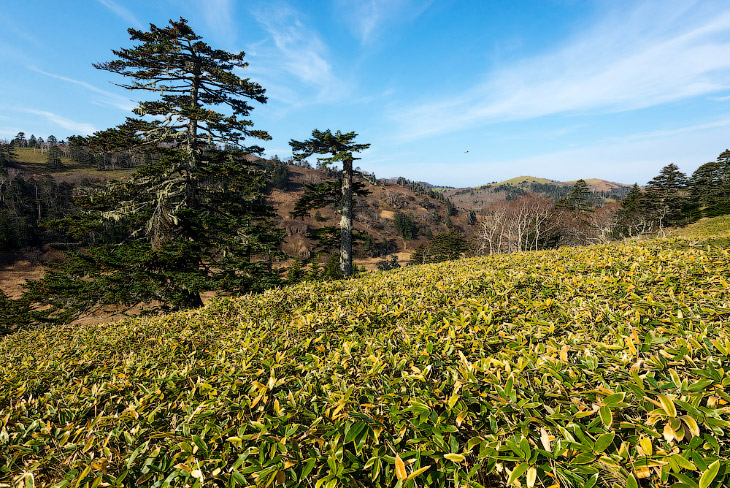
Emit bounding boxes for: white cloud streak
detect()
[393,1,730,140]
[29,66,136,112]
[248,3,349,105]
[334,0,432,45]
[23,109,96,135]
[97,0,143,29]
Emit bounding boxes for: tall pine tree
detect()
[644,163,689,229]
[24,18,282,321]
[290,130,370,278]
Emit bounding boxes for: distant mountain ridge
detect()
[437,175,631,211]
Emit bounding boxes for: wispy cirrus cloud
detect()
[29,66,136,112]
[334,0,433,45]
[393,0,730,140]
[97,0,143,29]
[247,3,349,105]
[23,109,96,135]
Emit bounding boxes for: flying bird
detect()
[464,150,469,153]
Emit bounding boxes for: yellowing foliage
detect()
[1,238,729,487]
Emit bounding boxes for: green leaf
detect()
[603,392,625,407]
[300,458,317,480]
[444,453,465,463]
[585,473,599,488]
[593,432,615,453]
[626,474,638,488]
[599,406,612,428]
[345,422,366,444]
[699,460,720,488]
[672,453,697,471]
[231,471,246,486]
[508,463,529,486]
[192,435,208,455]
[505,374,514,401]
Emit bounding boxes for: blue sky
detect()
[1,0,730,186]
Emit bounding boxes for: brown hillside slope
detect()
[268,164,474,263]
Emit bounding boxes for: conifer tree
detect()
[290,130,370,278]
[566,179,593,212]
[46,145,62,170]
[614,183,647,237]
[23,18,282,319]
[689,161,724,216]
[13,132,26,147]
[644,163,688,229]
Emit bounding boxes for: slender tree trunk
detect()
[340,157,353,278]
[187,62,200,168]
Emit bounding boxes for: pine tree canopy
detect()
[94,17,270,157]
[290,130,370,165]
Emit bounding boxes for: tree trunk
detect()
[340,157,353,278]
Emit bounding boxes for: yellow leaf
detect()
[681,415,700,437]
[626,336,637,355]
[447,392,460,409]
[638,437,653,456]
[526,466,537,488]
[657,394,677,417]
[540,428,551,452]
[406,465,431,480]
[444,453,466,463]
[395,454,407,480]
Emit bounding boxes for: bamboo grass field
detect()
[2,222,730,487]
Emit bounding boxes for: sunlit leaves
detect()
[1,237,729,486]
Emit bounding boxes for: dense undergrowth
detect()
[1,235,729,487]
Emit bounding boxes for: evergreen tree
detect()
[644,163,689,229]
[409,231,467,264]
[290,130,370,278]
[12,132,26,147]
[689,161,725,216]
[566,179,593,212]
[394,211,417,240]
[614,183,647,237]
[270,159,290,190]
[0,142,14,168]
[47,145,62,170]
[24,18,282,319]
[28,134,37,148]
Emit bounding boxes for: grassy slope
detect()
[11,147,135,182]
[493,176,558,186]
[1,236,730,487]
[674,215,730,239]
